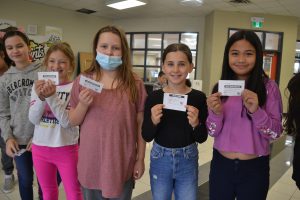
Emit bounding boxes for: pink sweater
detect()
[206,80,283,156]
[70,74,147,198]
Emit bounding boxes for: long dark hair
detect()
[2,30,30,66]
[284,73,300,137]
[0,26,18,66]
[212,30,268,107]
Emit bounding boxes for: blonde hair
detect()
[85,25,138,102]
[43,42,75,79]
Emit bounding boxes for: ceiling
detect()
[25,0,300,22]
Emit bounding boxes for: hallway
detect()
[0,136,299,200]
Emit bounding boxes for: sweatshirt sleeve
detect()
[141,94,158,142]
[206,109,224,137]
[251,81,283,140]
[45,93,71,128]
[0,79,13,141]
[28,83,46,125]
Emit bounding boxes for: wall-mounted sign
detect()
[251,17,264,28]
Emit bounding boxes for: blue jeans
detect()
[14,145,34,200]
[209,149,269,200]
[81,178,133,200]
[150,142,198,200]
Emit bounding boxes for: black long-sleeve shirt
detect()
[142,89,208,148]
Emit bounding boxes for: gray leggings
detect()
[82,178,134,200]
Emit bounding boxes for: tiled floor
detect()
[0,136,299,200]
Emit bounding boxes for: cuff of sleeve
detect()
[192,123,200,131]
[4,134,14,143]
[45,93,58,105]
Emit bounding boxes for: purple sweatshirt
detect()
[206,80,283,156]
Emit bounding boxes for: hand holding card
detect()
[163,93,188,112]
[218,80,245,96]
[38,72,59,85]
[14,149,26,157]
[79,75,103,93]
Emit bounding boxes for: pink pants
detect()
[32,144,83,200]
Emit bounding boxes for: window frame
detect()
[126,31,199,82]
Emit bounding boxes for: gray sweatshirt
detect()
[0,62,41,145]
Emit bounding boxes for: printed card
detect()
[218,80,245,96]
[163,93,188,112]
[14,149,26,157]
[38,72,59,85]
[79,75,103,93]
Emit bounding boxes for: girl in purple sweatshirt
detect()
[206,30,283,200]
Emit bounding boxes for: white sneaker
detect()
[2,174,15,193]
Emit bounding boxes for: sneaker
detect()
[2,174,15,193]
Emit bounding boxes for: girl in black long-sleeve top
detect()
[142,43,208,200]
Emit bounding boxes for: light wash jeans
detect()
[150,142,198,200]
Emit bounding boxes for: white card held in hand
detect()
[14,149,26,157]
[163,93,188,112]
[38,72,59,85]
[79,75,103,93]
[218,80,245,96]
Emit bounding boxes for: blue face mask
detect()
[96,52,122,71]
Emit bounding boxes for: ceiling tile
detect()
[23,0,300,23]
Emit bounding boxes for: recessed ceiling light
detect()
[178,0,203,7]
[105,0,147,10]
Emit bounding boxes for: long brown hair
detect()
[85,25,138,102]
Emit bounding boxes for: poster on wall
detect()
[28,26,64,62]
[29,35,51,62]
[45,26,63,43]
[29,26,63,62]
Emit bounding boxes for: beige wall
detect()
[202,12,215,96]
[202,10,298,112]
[0,0,112,57]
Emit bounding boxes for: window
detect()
[126,32,199,82]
